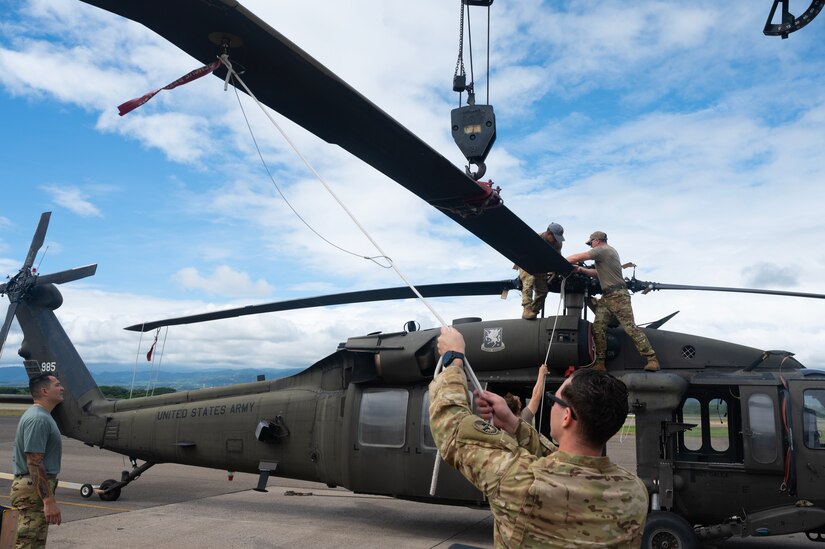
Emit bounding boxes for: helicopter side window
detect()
[709,398,730,452]
[682,397,703,451]
[358,389,409,448]
[676,391,740,462]
[802,389,825,449]
[748,393,778,464]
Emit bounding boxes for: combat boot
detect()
[644,357,661,372]
[522,308,537,320]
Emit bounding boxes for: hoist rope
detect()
[486,5,491,106]
[466,6,475,92]
[453,0,466,107]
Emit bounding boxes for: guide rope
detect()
[219,53,459,330]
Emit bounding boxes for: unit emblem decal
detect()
[481,327,504,352]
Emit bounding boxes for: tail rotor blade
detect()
[0,302,18,361]
[23,212,51,270]
[37,264,98,286]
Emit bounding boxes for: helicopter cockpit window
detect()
[358,388,409,448]
[802,389,825,449]
[748,393,778,464]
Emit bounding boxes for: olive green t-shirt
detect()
[13,405,62,476]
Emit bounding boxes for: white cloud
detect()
[41,184,102,217]
[174,266,274,298]
[742,263,797,288]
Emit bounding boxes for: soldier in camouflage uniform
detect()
[429,327,648,548]
[515,222,565,320]
[567,231,660,372]
[10,374,64,548]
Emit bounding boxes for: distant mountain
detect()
[0,365,304,390]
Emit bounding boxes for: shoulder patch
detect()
[473,419,500,435]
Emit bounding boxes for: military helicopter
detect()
[2,1,825,548]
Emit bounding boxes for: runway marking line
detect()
[0,472,132,512]
[0,493,132,512]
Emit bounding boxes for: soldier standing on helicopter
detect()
[515,222,565,320]
[566,230,660,372]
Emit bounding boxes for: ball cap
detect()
[546,222,565,242]
[586,231,607,245]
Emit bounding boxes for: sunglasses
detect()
[545,391,578,420]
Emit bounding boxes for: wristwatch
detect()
[442,350,465,367]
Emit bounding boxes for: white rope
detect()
[129,327,145,400]
[429,352,483,496]
[145,326,169,397]
[536,275,569,433]
[218,55,449,328]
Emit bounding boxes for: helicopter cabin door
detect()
[787,377,825,501]
[345,383,482,503]
[739,385,785,473]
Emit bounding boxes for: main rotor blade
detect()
[36,264,98,286]
[0,302,19,360]
[629,279,825,300]
[23,212,51,270]
[125,279,519,332]
[80,1,572,276]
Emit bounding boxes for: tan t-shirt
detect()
[588,244,625,289]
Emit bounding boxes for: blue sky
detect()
[1,0,824,371]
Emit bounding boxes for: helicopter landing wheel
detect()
[642,511,698,549]
[98,479,122,502]
[79,483,94,498]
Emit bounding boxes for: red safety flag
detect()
[146,329,160,362]
[118,59,222,116]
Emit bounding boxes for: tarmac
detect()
[0,411,814,548]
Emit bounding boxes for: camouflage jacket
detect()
[429,365,648,548]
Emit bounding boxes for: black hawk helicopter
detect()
[2,1,825,548]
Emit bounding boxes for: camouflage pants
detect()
[519,269,548,313]
[9,477,58,549]
[593,289,656,361]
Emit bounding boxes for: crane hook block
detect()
[451,104,496,171]
[463,0,494,5]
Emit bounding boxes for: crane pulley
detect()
[451,0,496,181]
